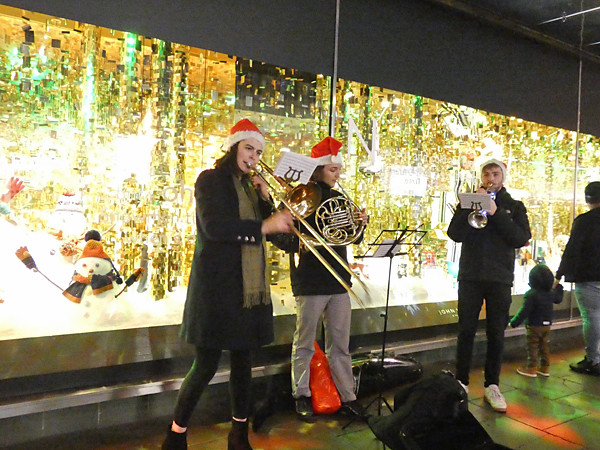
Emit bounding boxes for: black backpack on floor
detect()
[368,371,509,450]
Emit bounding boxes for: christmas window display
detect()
[0,4,594,342]
[330,82,597,305]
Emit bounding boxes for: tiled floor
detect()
[8,344,600,449]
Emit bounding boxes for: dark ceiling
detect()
[430,0,600,62]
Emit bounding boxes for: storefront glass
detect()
[0,5,593,343]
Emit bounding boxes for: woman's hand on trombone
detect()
[261,209,295,235]
[250,172,271,201]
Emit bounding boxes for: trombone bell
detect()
[286,182,322,218]
[253,160,322,219]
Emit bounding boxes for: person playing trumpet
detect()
[162,118,294,450]
[281,137,369,422]
[447,158,531,413]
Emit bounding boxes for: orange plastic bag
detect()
[309,341,341,414]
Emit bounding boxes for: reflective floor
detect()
[8,344,600,450]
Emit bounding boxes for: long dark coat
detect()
[179,165,274,350]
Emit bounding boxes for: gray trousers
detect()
[291,293,356,403]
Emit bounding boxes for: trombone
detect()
[251,160,370,309]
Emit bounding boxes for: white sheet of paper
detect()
[273,152,318,185]
[458,193,492,210]
[373,238,402,257]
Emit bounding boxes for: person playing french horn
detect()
[279,136,370,422]
[448,158,531,413]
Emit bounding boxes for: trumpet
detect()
[250,160,370,308]
[467,183,496,229]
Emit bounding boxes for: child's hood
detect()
[528,264,555,291]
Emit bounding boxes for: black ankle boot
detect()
[227,420,252,450]
[161,425,187,450]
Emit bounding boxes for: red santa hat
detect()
[480,158,507,182]
[311,137,343,165]
[224,118,265,150]
[80,240,110,260]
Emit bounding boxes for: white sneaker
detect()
[484,384,506,412]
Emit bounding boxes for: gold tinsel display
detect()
[1,3,598,311]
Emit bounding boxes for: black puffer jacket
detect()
[447,187,531,285]
[510,264,564,327]
[556,207,600,282]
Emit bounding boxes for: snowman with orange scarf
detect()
[62,235,141,323]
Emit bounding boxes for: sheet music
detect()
[273,152,318,185]
[356,229,426,259]
[373,238,402,257]
[458,193,492,210]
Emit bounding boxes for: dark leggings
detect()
[173,346,252,427]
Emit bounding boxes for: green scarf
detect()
[233,174,271,309]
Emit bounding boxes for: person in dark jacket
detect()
[448,158,531,413]
[509,264,563,377]
[161,119,294,450]
[286,137,369,422]
[555,181,600,376]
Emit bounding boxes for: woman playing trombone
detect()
[162,118,294,450]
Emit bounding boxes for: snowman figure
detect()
[61,238,132,325]
[48,192,88,241]
[63,239,122,304]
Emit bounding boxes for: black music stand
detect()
[357,228,426,418]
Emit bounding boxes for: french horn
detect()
[314,195,365,245]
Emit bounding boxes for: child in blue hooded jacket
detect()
[509,264,563,377]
